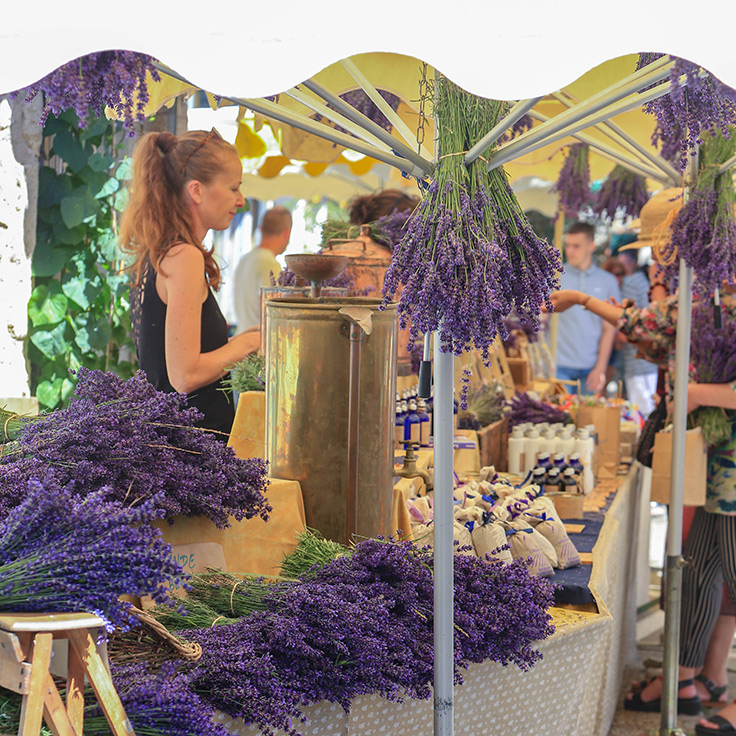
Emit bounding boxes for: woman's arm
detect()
[549,289,625,326]
[159,244,260,394]
[687,382,736,414]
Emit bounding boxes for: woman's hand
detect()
[229,330,260,357]
[548,290,585,313]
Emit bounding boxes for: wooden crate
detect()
[506,357,532,389]
[477,416,509,472]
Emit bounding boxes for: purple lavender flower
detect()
[10,51,160,136]
[0,477,186,631]
[553,143,592,217]
[637,53,736,169]
[0,368,270,527]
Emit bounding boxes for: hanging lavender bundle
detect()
[636,53,736,169]
[592,164,649,221]
[664,129,736,293]
[552,142,592,217]
[11,51,160,135]
[382,75,561,368]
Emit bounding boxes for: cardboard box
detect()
[477,417,509,471]
[551,492,585,519]
[651,427,707,506]
[506,357,532,388]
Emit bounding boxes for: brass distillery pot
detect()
[266,297,398,544]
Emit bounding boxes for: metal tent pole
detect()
[660,149,698,736]
[433,333,454,736]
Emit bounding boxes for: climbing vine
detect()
[28,108,136,410]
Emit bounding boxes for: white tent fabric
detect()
[3,1,736,98]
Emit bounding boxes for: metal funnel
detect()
[285,253,349,297]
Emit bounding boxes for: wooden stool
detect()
[0,612,135,736]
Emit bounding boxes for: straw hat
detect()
[618,188,683,251]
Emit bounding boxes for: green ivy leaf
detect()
[36,377,64,409]
[98,233,122,262]
[28,282,68,326]
[52,129,87,173]
[38,167,73,208]
[88,152,115,172]
[95,177,119,199]
[30,321,71,359]
[78,115,109,143]
[61,273,103,310]
[60,190,100,229]
[114,158,133,181]
[51,220,86,246]
[78,168,110,197]
[32,236,75,277]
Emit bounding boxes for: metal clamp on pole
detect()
[418,333,432,399]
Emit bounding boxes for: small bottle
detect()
[453,390,459,432]
[536,452,553,470]
[394,402,405,449]
[523,428,541,476]
[568,453,584,475]
[546,467,561,492]
[562,466,580,493]
[558,427,576,461]
[508,426,526,476]
[417,398,431,447]
[404,400,421,445]
[553,452,567,471]
[574,429,595,493]
[532,467,547,489]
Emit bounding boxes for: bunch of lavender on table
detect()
[319,209,413,254]
[507,392,572,430]
[186,538,554,736]
[636,53,736,169]
[0,368,270,527]
[274,265,356,292]
[279,527,349,579]
[688,297,736,446]
[0,477,186,631]
[10,51,160,135]
[382,74,561,401]
[553,143,592,217]
[663,129,736,294]
[84,661,230,736]
[227,352,266,393]
[592,164,649,221]
[188,568,289,617]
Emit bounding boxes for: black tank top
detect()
[130,260,235,436]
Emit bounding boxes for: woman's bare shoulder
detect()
[163,242,205,265]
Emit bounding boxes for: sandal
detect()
[697,674,729,707]
[695,715,736,736]
[624,677,702,715]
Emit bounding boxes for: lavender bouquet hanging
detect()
[382,75,561,373]
[592,164,649,221]
[664,129,736,294]
[689,298,736,446]
[636,53,736,169]
[11,51,160,135]
[0,369,270,527]
[553,142,592,217]
[0,477,187,631]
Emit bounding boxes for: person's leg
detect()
[556,366,586,394]
[695,614,735,703]
[627,508,722,706]
[699,515,736,730]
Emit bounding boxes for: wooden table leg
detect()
[65,639,85,733]
[42,672,79,736]
[18,632,53,736]
[67,630,135,736]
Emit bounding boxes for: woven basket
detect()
[107,604,202,668]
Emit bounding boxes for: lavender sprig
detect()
[592,164,649,221]
[553,143,592,217]
[0,478,187,631]
[11,51,160,136]
[382,75,561,397]
[664,129,736,294]
[637,53,736,169]
[0,368,270,527]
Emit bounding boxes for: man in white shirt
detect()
[233,206,292,330]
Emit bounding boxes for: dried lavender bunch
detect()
[501,113,534,142]
[186,538,554,736]
[319,210,412,254]
[382,75,561,371]
[0,368,270,527]
[189,568,287,617]
[664,129,736,294]
[507,392,572,430]
[85,661,230,736]
[592,164,649,221]
[150,594,237,631]
[0,478,186,631]
[553,143,592,217]
[227,352,266,393]
[637,53,736,169]
[274,266,356,292]
[11,51,160,135]
[689,298,736,446]
[279,527,348,579]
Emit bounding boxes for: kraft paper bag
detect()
[651,427,707,506]
[471,521,513,564]
[509,519,558,568]
[576,405,620,474]
[501,522,554,578]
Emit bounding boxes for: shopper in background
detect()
[611,240,658,417]
[554,222,620,394]
[122,129,260,436]
[233,205,292,330]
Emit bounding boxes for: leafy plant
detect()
[28,107,136,409]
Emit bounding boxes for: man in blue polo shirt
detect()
[556,222,620,394]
